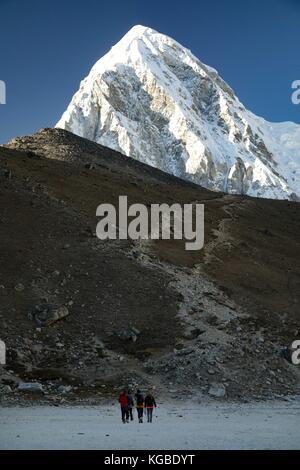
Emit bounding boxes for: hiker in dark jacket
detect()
[119,390,129,423]
[135,389,144,423]
[127,390,134,421]
[144,392,157,423]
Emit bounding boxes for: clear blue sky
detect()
[0,0,299,143]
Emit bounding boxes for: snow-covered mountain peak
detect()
[56,26,300,201]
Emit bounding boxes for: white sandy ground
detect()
[0,399,300,450]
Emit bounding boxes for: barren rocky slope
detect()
[1,128,300,403]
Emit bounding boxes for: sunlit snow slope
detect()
[56,25,300,200]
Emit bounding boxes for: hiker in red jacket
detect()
[119,390,129,423]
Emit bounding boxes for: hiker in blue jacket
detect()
[127,390,134,421]
[144,392,157,423]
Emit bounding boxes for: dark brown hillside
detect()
[1,128,300,401]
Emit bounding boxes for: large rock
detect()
[116,326,140,343]
[57,385,72,394]
[0,384,12,395]
[31,304,69,327]
[208,383,226,398]
[182,327,203,340]
[93,337,107,357]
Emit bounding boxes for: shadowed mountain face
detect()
[56,25,300,201]
[1,128,300,400]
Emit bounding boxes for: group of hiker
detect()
[119,389,157,424]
